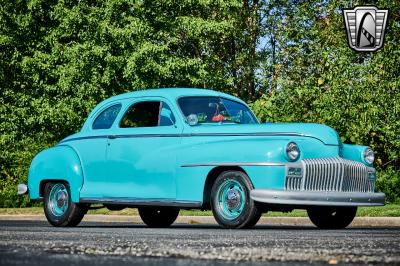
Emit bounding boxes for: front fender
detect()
[28,145,84,202]
[341,144,370,165]
[179,136,338,165]
[175,136,339,202]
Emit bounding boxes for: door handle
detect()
[107,135,116,139]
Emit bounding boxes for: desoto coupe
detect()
[18,88,385,229]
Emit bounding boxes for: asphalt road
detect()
[1,220,399,265]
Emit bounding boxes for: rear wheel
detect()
[307,206,357,229]
[211,170,261,229]
[43,182,87,227]
[138,207,179,228]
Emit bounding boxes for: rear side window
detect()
[92,104,122,130]
[120,101,161,128]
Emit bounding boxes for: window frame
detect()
[176,96,259,124]
[118,100,176,129]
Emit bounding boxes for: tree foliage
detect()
[1,0,399,206]
[252,0,400,202]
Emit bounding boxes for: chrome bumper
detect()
[250,189,385,207]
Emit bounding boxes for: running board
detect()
[80,197,203,208]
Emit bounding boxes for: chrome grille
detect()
[286,176,302,190]
[285,158,375,193]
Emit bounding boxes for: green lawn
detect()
[0,204,399,217]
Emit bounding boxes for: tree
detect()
[1,0,399,206]
[0,0,264,206]
[253,0,400,202]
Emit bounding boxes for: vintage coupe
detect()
[18,88,384,229]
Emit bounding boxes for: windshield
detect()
[178,97,258,124]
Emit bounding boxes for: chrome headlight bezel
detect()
[363,148,375,165]
[286,142,300,162]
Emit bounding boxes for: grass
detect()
[0,204,399,217]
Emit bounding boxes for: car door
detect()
[77,103,122,198]
[103,97,182,200]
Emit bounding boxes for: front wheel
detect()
[211,170,261,229]
[43,182,88,227]
[138,207,179,228]
[307,206,357,229]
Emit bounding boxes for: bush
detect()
[1,0,399,207]
[252,95,400,204]
[0,175,31,208]
[376,168,400,204]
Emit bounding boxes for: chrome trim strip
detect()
[187,132,305,137]
[60,132,330,144]
[79,197,202,208]
[250,189,385,207]
[62,135,107,142]
[181,162,286,167]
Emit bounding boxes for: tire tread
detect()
[211,170,261,229]
[43,182,87,227]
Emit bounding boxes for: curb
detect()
[1,215,400,227]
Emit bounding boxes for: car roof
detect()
[90,88,246,116]
[104,88,242,103]
[82,88,248,130]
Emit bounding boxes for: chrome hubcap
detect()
[216,179,246,220]
[56,191,67,208]
[225,188,241,210]
[48,184,69,217]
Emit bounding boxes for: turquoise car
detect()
[18,88,385,229]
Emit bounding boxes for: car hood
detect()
[188,122,340,145]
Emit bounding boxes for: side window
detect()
[92,104,121,130]
[159,102,176,126]
[120,101,161,128]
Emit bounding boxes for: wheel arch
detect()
[28,145,84,202]
[202,166,248,209]
[39,179,70,198]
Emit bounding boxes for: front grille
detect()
[285,158,375,193]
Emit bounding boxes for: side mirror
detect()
[187,114,199,126]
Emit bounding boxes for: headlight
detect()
[286,142,300,161]
[364,148,374,164]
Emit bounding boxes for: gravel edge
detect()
[1,214,400,227]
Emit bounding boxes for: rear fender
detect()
[27,145,84,202]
